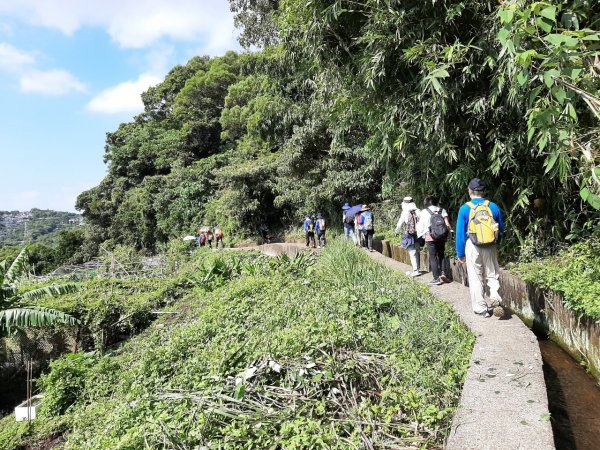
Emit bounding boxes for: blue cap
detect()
[342,202,351,210]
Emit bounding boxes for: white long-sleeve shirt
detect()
[395,209,421,234]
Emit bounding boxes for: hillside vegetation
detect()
[74,0,599,260]
[0,241,473,449]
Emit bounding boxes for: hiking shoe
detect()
[440,274,450,283]
[493,306,504,317]
[410,270,421,277]
[476,310,491,318]
[489,299,505,317]
[429,278,442,285]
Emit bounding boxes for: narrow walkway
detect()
[367,251,555,450]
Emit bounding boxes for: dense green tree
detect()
[230,0,600,251]
[76,1,599,256]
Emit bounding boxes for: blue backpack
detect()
[362,211,374,230]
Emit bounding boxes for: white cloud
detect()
[86,73,162,114]
[19,69,87,95]
[0,42,35,72]
[0,42,86,96]
[0,0,240,54]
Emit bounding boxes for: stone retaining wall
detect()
[376,239,600,379]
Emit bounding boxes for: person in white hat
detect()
[395,196,422,277]
[358,205,375,251]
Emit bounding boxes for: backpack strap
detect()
[467,201,476,209]
[483,200,490,207]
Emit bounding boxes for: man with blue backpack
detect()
[342,203,357,244]
[358,205,375,252]
[456,178,505,318]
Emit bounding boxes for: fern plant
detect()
[0,248,79,333]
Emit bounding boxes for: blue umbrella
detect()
[344,205,363,218]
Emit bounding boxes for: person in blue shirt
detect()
[303,214,316,248]
[456,178,505,317]
[341,202,357,244]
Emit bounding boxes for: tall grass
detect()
[0,240,474,450]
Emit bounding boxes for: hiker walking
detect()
[303,214,316,248]
[342,203,357,244]
[315,213,327,248]
[214,227,224,249]
[198,231,206,247]
[395,196,422,277]
[206,227,214,249]
[419,195,452,285]
[260,223,270,244]
[355,209,363,246]
[358,205,375,252]
[456,178,505,318]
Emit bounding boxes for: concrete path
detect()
[367,250,555,450]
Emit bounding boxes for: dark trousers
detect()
[216,236,223,248]
[362,229,374,250]
[427,240,446,279]
[305,231,316,247]
[317,232,326,247]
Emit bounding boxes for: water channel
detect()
[539,339,600,450]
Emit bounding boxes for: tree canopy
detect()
[75,0,599,257]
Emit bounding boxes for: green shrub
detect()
[2,241,474,449]
[514,239,600,320]
[39,352,97,416]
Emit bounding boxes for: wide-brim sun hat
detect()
[401,196,418,212]
[317,213,323,219]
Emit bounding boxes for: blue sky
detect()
[0,0,240,212]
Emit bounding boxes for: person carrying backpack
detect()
[214,226,224,249]
[315,213,327,248]
[260,223,270,244]
[198,231,206,247]
[395,196,422,276]
[303,214,316,248]
[419,195,452,285]
[342,203,357,244]
[206,227,214,249]
[456,178,505,318]
[355,210,363,247]
[358,205,375,252]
